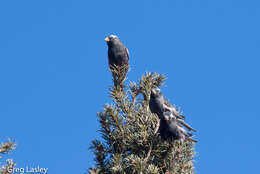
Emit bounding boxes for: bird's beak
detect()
[165,116,169,120]
[151,89,156,94]
[104,37,110,42]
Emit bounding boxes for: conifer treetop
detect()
[89,68,196,174]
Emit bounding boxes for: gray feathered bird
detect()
[149,88,165,118]
[149,88,185,119]
[159,111,197,142]
[105,35,129,72]
[150,87,197,133]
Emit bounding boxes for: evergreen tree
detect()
[0,139,15,174]
[89,65,196,174]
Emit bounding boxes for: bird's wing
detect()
[125,47,129,61]
[177,119,197,132]
[162,103,184,119]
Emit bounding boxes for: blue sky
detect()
[0,0,259,173]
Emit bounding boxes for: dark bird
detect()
[159,111,197,142]
[149,88,185,119]
[149,88,165,119]
[105,35,129,86]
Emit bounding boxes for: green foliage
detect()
[89,70,195,174]
[0,139,15,174]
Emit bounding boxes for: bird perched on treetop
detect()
[149,88,185,119]
[105,35,129,86]
[149,88,165,119]
[150,87,197,132]
[159,111,197,142]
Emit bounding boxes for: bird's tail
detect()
[187,137,198,143]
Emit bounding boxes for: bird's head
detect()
[151,87,162,97]
[104,34,119,45]
[163,111,176,121]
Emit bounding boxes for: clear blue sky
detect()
[0,0,259,173]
